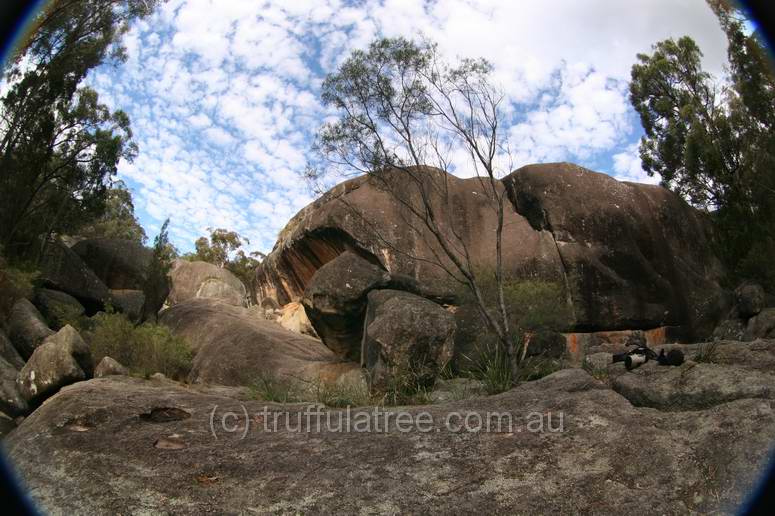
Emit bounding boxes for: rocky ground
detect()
[5,347,775,515]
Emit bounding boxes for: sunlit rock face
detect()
[255,163,727,340]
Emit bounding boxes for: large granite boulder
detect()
[503,163,726,339]
[5,369,775,514]
[33,288,85,329]
[166,260,246,307]
[8,298,54,359]
[302,251,391,358]
[38,238,111,313]
[17,325,93,405]
[256,164,726,340]
[72,238,152,290]
[159,299,359,387]
[362,289,455,389]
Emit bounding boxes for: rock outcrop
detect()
[159,299,359,387]
[38,238,112,313]
[166,260,246,307]
[17,325,93,405]
[362,289,455,389]
[256,163,726,340]
[5,368,775,514]
[8,299,54,359]
[72,238,152,290]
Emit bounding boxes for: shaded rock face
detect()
[38,238,112,314]
[8,299,54,360]
[735,283,765,319]
[503,163,726,339]
[167,260,246,307]
[109,289,145,323]
[745,308,775,341]
[72,238,152,290]
[0,355,28,416]
[159,299,358,387]
[0,329,25,370]
[6,369,775,515]
[362,289,455,389]
[17,325,93,405]
[33,288,85,329]
[256,163,726,340]
[302,251,391,359]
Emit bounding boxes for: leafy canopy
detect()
[0,0,157,256]
[629,1,775,289]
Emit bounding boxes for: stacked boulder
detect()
[301,251,456,389]
[713,283,775,341]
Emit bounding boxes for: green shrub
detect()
[83,312,192,380]
[314,380,371,408]
[249,375,299,403]
[466,335,514,395]
[515,356,564,382]
[455,273,573,382]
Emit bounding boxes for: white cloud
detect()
[88,0,727,253]
[612,143,661,185]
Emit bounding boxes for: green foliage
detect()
[0,1,158,256]
[515,357,564,382]
[141,219,176,322]
[629,3,775,290]
[249,375,299,403]
[76,180,147,243]
[314,381,371,408]
[459,274,573,353]
[378,371,432,406]
[466,335,514,395]
[82,311,192,380]
[0,262,40,301]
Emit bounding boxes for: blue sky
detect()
[89,0,729,254]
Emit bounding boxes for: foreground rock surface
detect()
[6,369,774,515]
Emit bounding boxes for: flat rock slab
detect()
[6,370,775,515]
